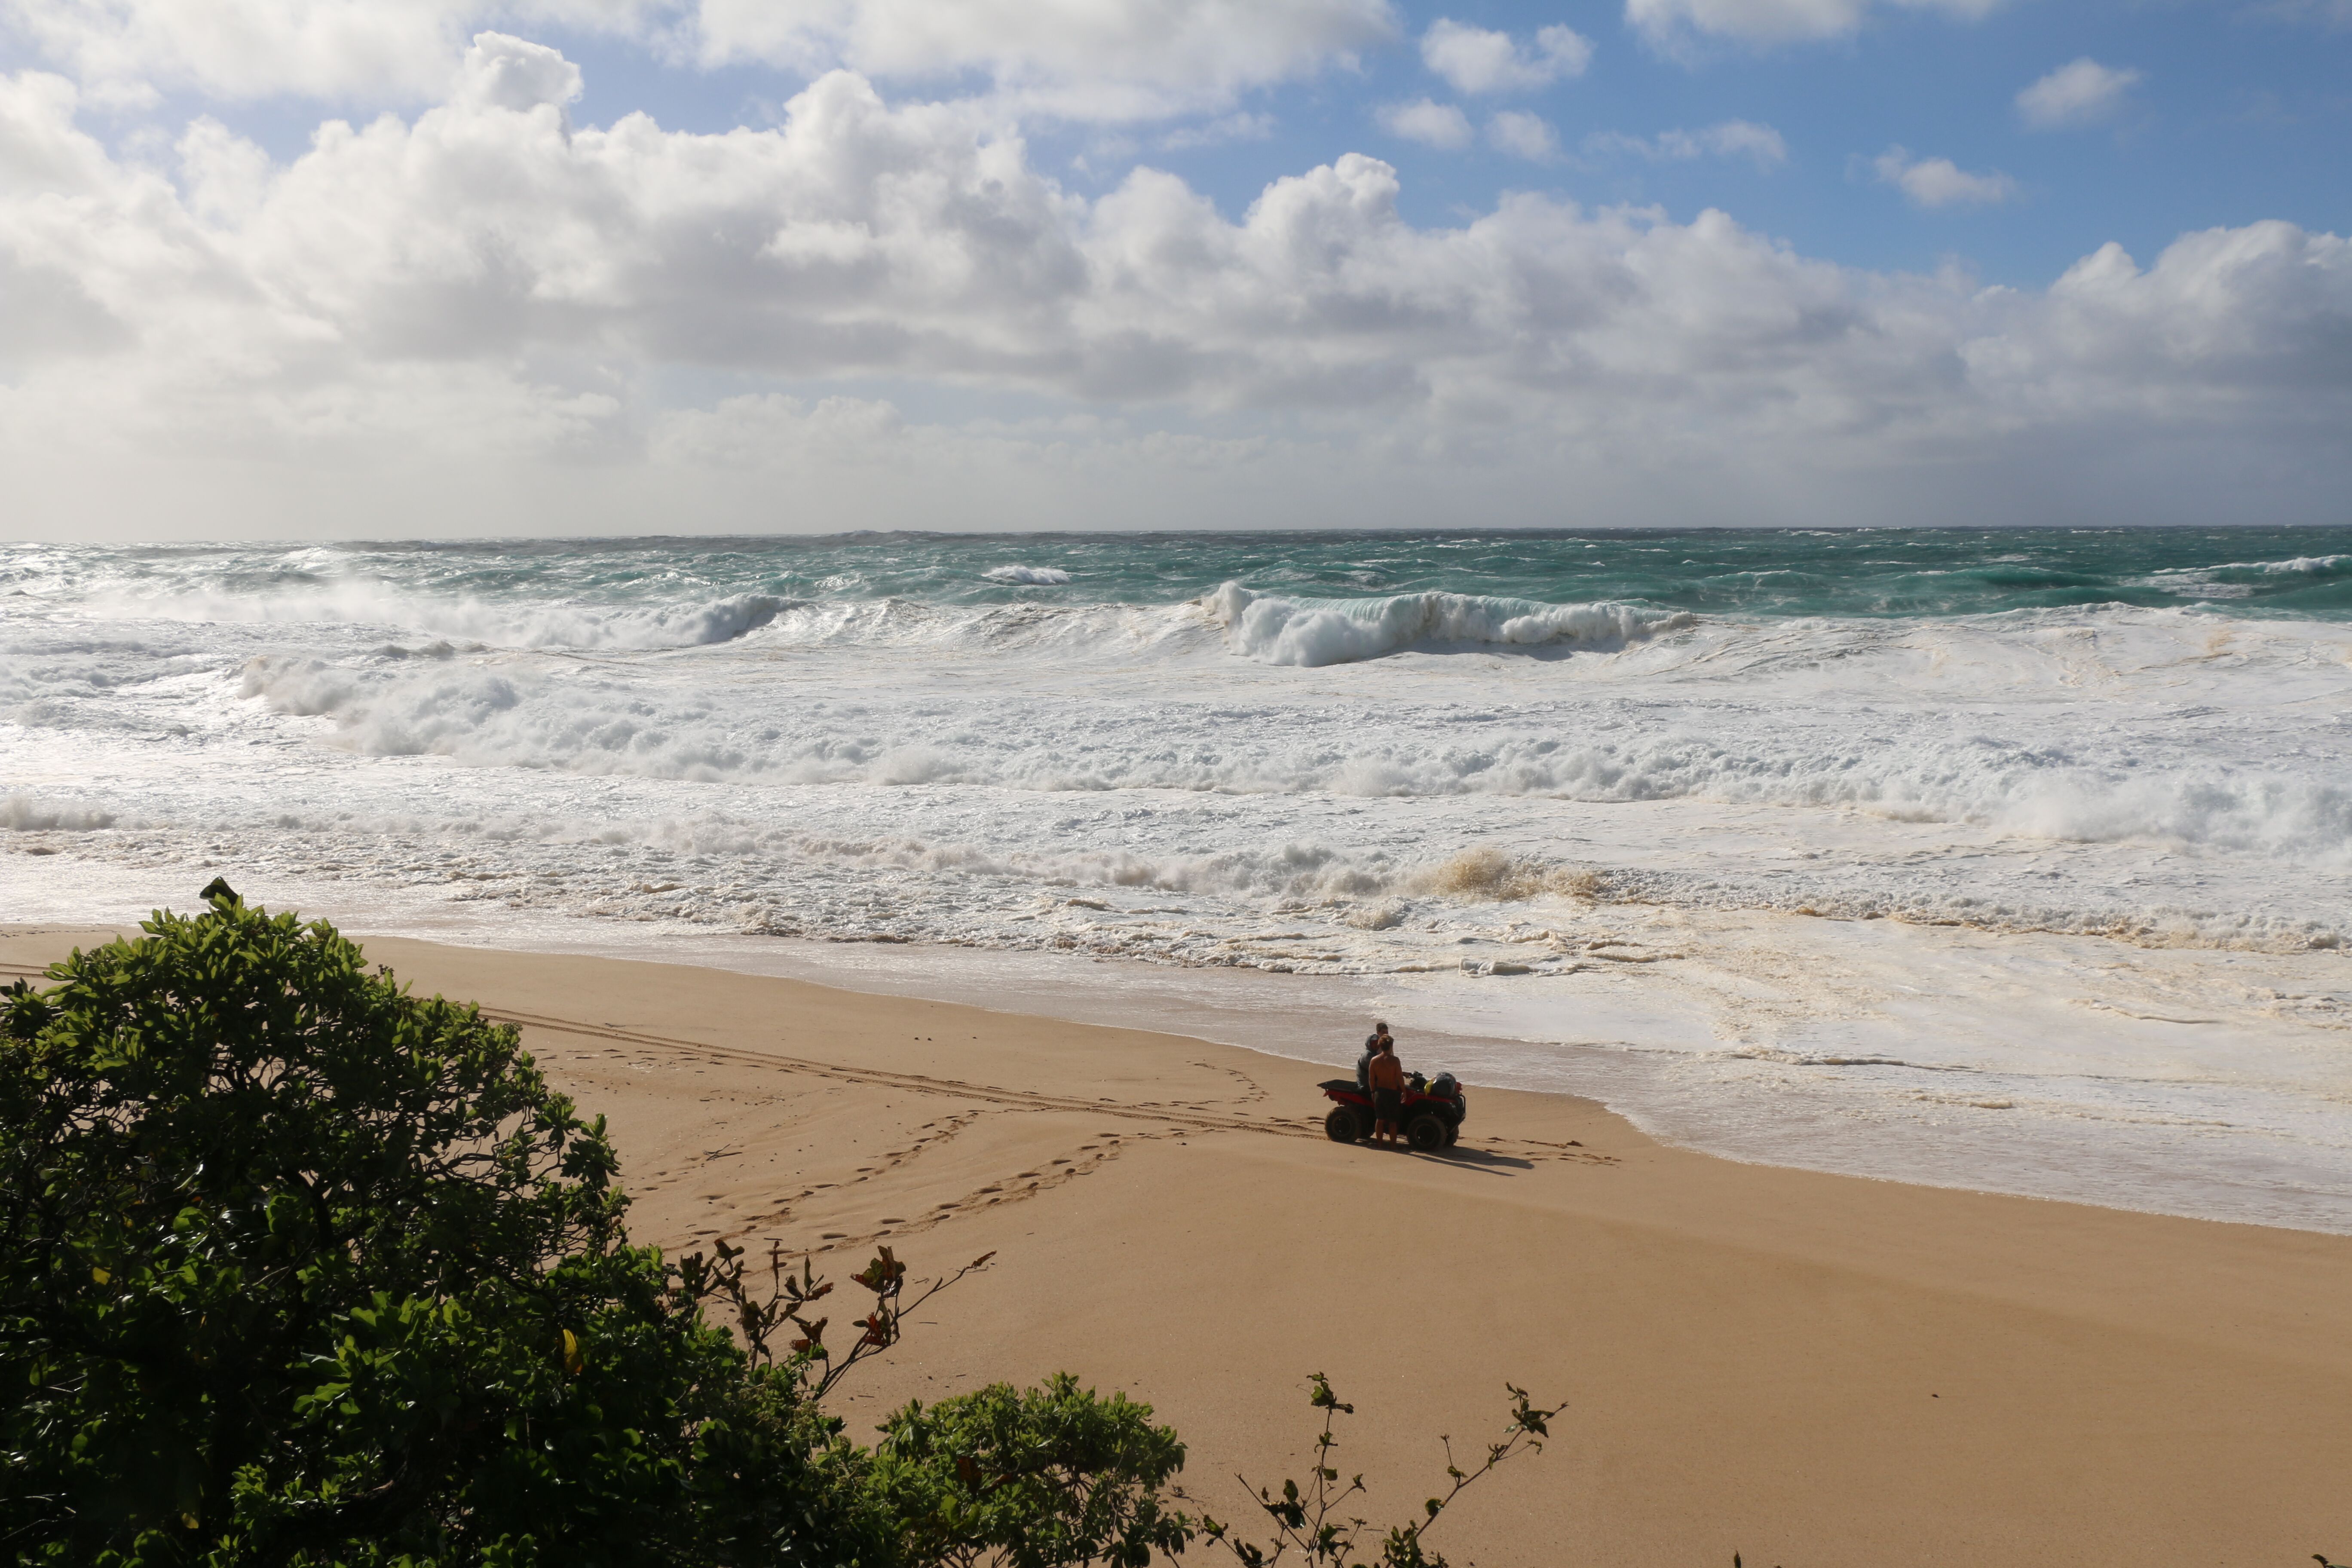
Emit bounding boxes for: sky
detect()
[0,0,2347,538]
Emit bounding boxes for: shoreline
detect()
[6,921,2351,1562]
[8,899,2349,1238]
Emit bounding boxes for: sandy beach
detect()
[6,922,2347,1565]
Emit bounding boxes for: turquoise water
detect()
[14,526,2352,621]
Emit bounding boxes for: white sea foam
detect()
[983,564,1073,585]
[205,621,2352,870]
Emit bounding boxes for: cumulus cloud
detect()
[0,54,2349,536]
[1872,145,2016,206]
[2017,58,2143,129]
[1585,119,1787,166]
[1418,18,1592,93]
[0,0,1395,119]
[1626,0,2001,49]
[1485,109,1561,161]
[451,30,584,113]
[1375,97,1474,150]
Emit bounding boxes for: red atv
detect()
[1319,1071,1466,1152]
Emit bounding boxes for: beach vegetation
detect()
[868,1375,1191,1567]
[0,886,1553,1567]
[1194,1373,1560,1568]
[1,883,881,1564]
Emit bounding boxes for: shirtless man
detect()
[1366,1034,1407,1145]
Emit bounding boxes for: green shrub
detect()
[0,887,913,1565]
[871,1374,1190,1568]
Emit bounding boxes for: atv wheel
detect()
[1442,1119,1460,1148]
[1405,1113,1446,1152]
[1324,1105,1364,1143]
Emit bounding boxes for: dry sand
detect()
[6,924,2349,1565]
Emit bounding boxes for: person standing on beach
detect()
[1357,1020,1391,1091]
[1367,1035,1407,1145]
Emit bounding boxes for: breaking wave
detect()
[2,795,119,831]
[2235,554,2350,577]
[1207,582,1693,666]
[79,574,1687,668]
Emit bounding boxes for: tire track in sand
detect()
[484,1008,1613,1169]
[0,966,1610,1171]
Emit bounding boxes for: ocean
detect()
[6,528,2350,1230]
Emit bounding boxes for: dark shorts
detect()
[1373,1089,1401,1124]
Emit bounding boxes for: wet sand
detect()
[7,924,2348,1565]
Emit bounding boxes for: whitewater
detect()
[6,529,2351,1230]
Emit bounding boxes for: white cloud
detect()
[1625,0,2001,49]
[1873,145,2016,206]
[2017,58,2143,129]
[1375,97,1473,150]
[688,0,1399,119]
[1,60,2349,536]
[1418,18,1592,93]
[0,0,1396,119]
[0,0,630,106]
[452,30,584,113]
[1486,109,1560,161]
[1586,119,1786,166]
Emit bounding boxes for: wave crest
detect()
[2,795,117,831]
[1206,582,1692,666]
